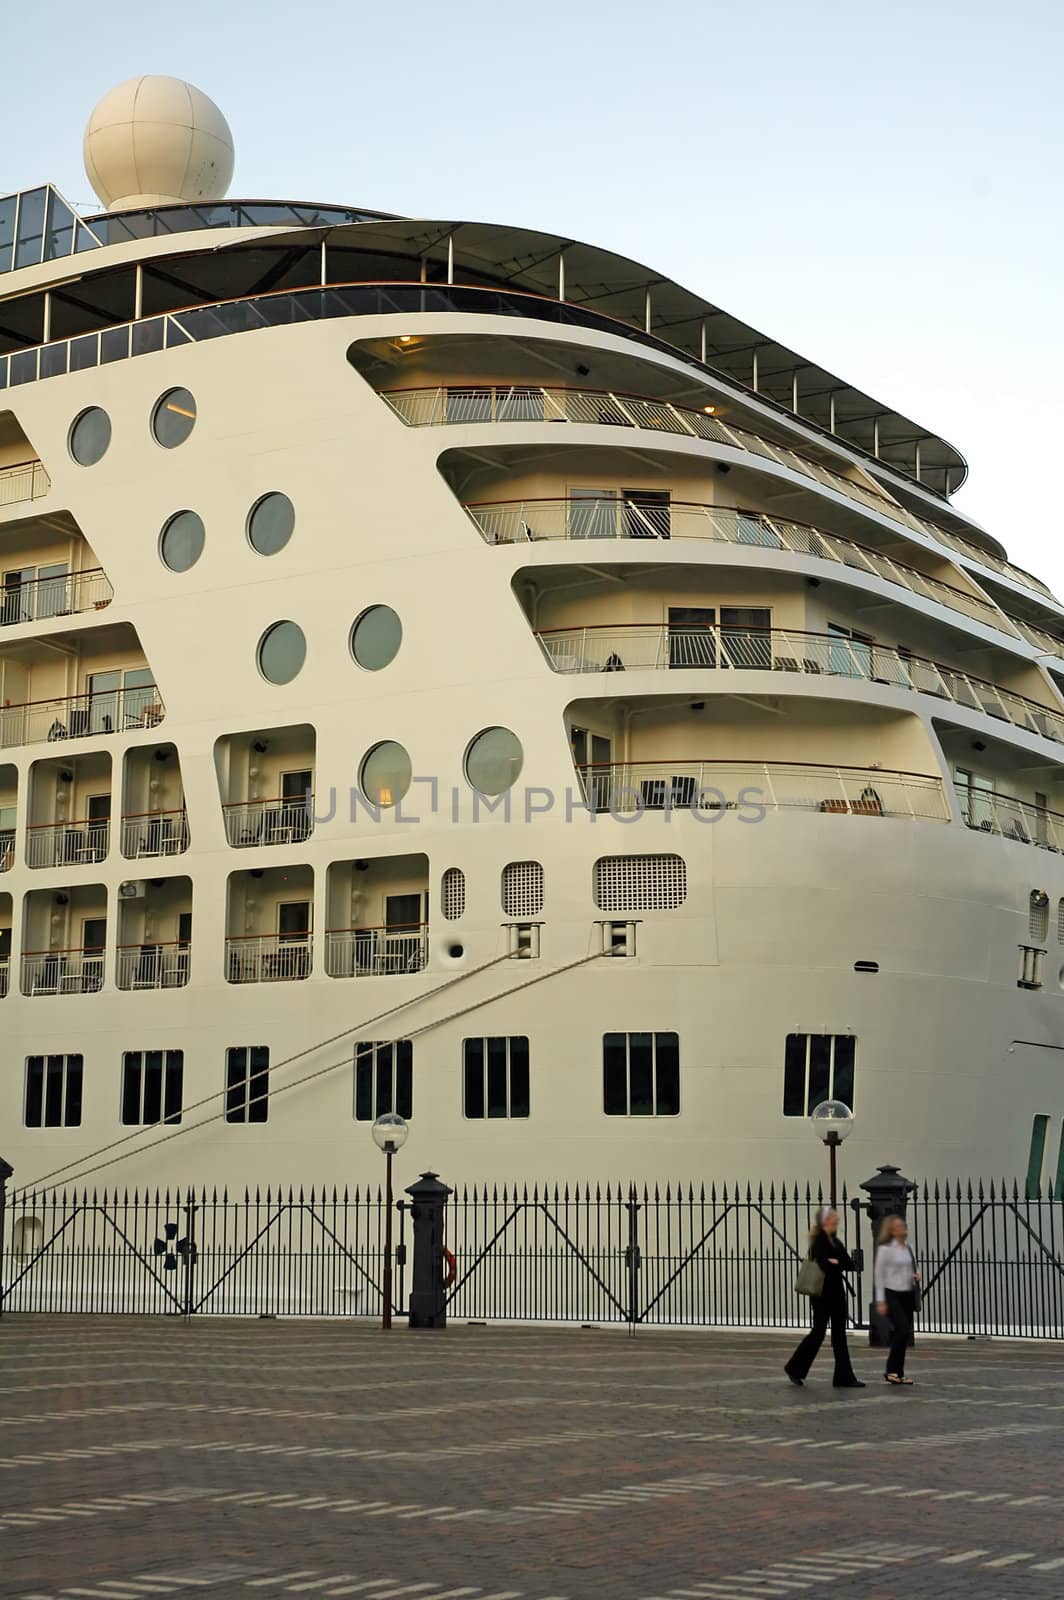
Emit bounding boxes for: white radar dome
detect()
[84,76,234,212]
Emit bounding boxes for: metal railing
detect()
[957,785,1064,851]
[1007,614,1064,668]
[0,461,49,508]
[225,933,312,983]
[0,684,163,751]
[223,796,314,848]
[576,760,951,821]
[20,947,105,996]
[538,624,1064,744]
[468,498,1006,634]
[120,809,189,858]
[324,924,429,978]
[0,831,12,871]
[116,942,190,990]
[0,957,7,997]
[0,568,112,626]
[25,817,109,868]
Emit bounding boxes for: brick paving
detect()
[0,1319,1062,1600]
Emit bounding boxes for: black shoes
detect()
[784,1366,804,1386]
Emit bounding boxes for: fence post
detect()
[406,1172,452,1330]
[180,1196,198,1319]
[0,1157,12,1320]
[625,1188,641,1331]
[858,1165,916,1345]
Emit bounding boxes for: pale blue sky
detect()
[5,1,1063,592]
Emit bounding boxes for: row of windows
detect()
[69,391,195,465]
[257,608,402,685]
[22,1033,854,1127]
[159,493,297,570]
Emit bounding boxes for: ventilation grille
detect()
[502,861,544,916]
[594,854,687,911]
[1057,897,1064,944]
[1029,890,1049,944]
[441,867,466,921]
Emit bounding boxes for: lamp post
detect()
[372,1112,409,1329]
[809,1099,854,1209]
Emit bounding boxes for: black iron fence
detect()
[2,1176,1062,1337]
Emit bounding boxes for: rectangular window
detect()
[603,1032,679,1116]
[121,1049,183,1125]
[720,606,772,669]
[1026,1113,1050,1198]
[783,1034,856,1116]
[354,1040,413,1121]
[226,1045,270,1123]
[463,1036,529,1119]
[25,1054,83,1127]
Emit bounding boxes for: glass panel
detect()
[720,607,772,669]
[247,492,295,556]
[69,333,100,371]
[226,1047,247,1121]
[669,607,715,668]
[569,489,617,540]
[25,1057,44,1127]
[152,387,197,447]
[132,318,166,356]
[465,727,523,795]
[783,1034,808,1116]
[1026,1113,1049,1198]
[655,1034,679,1115]
[623,490,670,539]
[463,1040,484,1118]
[35,564,69,619]
[832,1036,856,1108]
[0,194,15,273]
[163,1051,183,1124]
[65,1055,84,1127]
[14,187,46,269]
[360,741,412,808]
[396,1043,413,1120]
[10,350,38,386]
[486,1037,508,1117]
[509,1037,529,1118]
[69,407,111,466]
[375,1047,394,1115]
[629,1032,654,1115]
[278,901,310,937]
[100,325,131,364]
[39,343,69,379]
[258,620,306,684]
[354,1046,373,1121]
[44,1057,65,1127]
[160,510,205,572]
[603,1033,628,1115]
[44,189,76,260]
[808,1035,831,1110]
[351,606,402,670]
[122,1056,142,1124]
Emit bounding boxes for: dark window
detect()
[355,1040,413,1121]
[463,1037,529,1119]
[122,1049,183,1125]
[226,1046,270,1123]
[603,1032,680,1116]
[782,1034,857,1116]
[25,1054,83,1127]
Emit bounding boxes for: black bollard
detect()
[406,1172,452,1330]
[858,1165,917,1346]
[0,1157,13,1320]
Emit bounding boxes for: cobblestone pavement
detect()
[1,1319,1063,1600]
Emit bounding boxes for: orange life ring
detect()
[442,1247,457,1288]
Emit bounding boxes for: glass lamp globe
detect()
[371,1113,409,1154]
[810,1099,855,1143]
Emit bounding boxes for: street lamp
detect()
[809,1099,854,1209]
[372,1112,409,1329]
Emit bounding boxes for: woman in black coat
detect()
[785,1207,865,1388]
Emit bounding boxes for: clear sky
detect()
[4,0,1063,591]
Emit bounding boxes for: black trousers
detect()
[786,1288,857,1384]
[885,1289,916,1377]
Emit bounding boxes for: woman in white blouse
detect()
[875,1214,920,1386]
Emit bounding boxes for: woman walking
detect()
[785,1206,864,1388]
[875,1214,920,1385]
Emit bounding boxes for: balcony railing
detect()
[576,760,951,822]
[1,568,113,627]
[324,924,429,978]
[223,796,313,848]
[25,817,109,868]
[116,942,190,990]
[21,947,105,996]
[468,498,1006,633]
[0,830,12,871]
[957,786,1064,851]
[226,933,311,983]
[0,956,8,997]
[0,460,49,508]
[1006,614,1064,668]
[120,809,189,858]
[538,625,1064,744]
[0,684,163,751]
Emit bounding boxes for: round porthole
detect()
[69,407,111,466]
[152,387,197,448]
[257,620,306,685]
[350,605,402,671]
[159,510,205,573]
[247,492,295,556]
[360,741,412,808]
[465,726,523,795]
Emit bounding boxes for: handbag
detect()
[908,1246,922,1312]
[795,1251,825,1297]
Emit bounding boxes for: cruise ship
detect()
[2,76,1062,1199]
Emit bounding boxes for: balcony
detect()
[116,941,190,990]
[21,946,105,996]
[538,625,1064,745]
[957,786,1064,851]
[0,683,163,751]
[0,461,49,509]
[25,816,109,868]
[324,924,428,978]
[1,568,113,628]
[468,498,1003,634]
[226,933,311,983]
[223,796,313,848]
[120,809,189,858]
[576,760,950,822]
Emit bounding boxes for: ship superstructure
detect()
[2,77,1063,1196]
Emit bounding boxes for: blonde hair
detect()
[808,1206,837,1244]
[878,1213,908,1245]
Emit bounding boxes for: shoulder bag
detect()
[795,1250,825,1297]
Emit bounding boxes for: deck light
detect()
[811,1098,854,1208]
[373,1113,409,1329]
[703,405,716,414]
